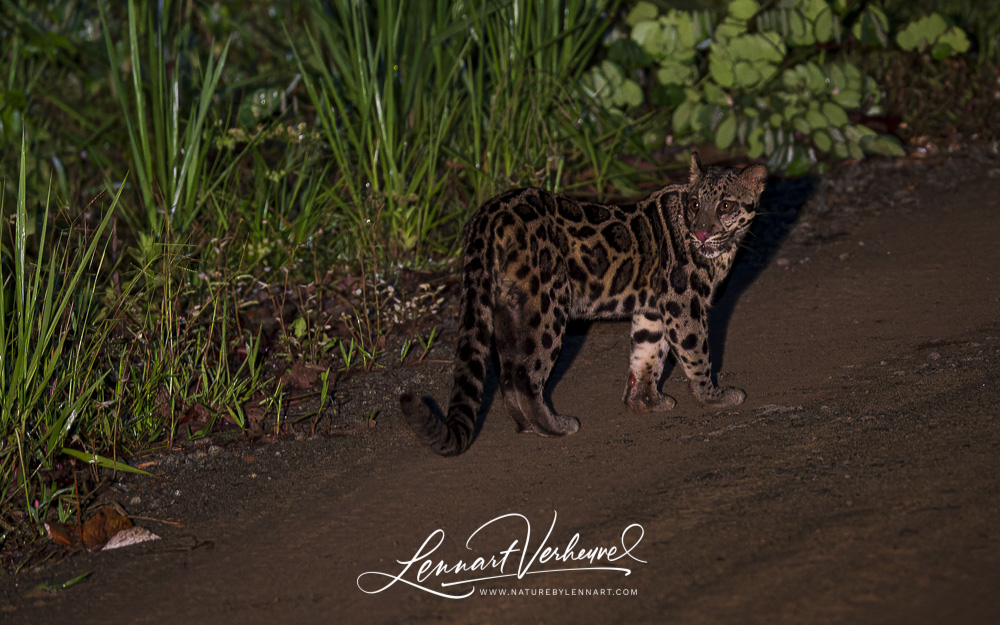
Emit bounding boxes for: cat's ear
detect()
[739,164,768,196]
[689,152,704,184]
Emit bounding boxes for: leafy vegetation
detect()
[0,0,996,549]
[584,0,993,174]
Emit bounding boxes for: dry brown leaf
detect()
[82,505,133,551]
[45,521,80,548]
[280,362,325,390]
[46,504,135,551]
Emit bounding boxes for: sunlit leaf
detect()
[728,0,761,21]
[626,1,659,26]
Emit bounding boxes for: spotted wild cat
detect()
[400,154,768,456]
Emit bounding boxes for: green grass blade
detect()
[60,448,155,477]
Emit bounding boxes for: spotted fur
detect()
[400,154,768,456]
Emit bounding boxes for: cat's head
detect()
[684,153,767,259]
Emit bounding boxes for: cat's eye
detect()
[719,201,733,214]
[688,199,700,212]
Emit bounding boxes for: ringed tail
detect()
[399,270,492,456]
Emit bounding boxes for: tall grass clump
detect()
[99,0,232,236]
[0,143,272,534]
[0,137,119,523]
[294,0,635,259]
[460,0,636,196]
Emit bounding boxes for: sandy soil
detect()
[3,148,1000,625]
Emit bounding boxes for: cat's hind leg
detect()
[494,284,579,437]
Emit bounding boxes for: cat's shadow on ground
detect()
[709,175,817,373]
[439,175,817,438]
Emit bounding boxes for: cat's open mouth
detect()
[694,239,726,259]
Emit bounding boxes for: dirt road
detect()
[4,151,1000,624]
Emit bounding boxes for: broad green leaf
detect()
[709,52,735,87]
[930,42,953,61]
[812,129,833,152]
[787,11,814,46]
[856,124,878,138]
[618,79,644,108]
[862,134,906,157]
[843,62,862,88]
[728,0,761,21]
[692,103,718,132]
[715,113,737,149]
[896,26,918,51]
[822,101,849,127]
[703,81,729,104]
[733,61,763,88]
[783,103,804,121]
[799,0,831,22]
[292,317,307,339]
[844,124,874,142]
[804,62,827,94]
[793,115,811,135]
[939,27,971,54]
[667,11,699,53]
[672,99,696,132]
[896,13,948,51]
[632,21,670,60]
[828,63,847,90]
[715,18,748,41]
[657,60,695,86]
[601,60,626,86]
[782,67,803,90]
[848,140,864,161]
[626,1,659,26]
[806,109,828,130]
[730,33,786,63]
[814,7,836,42]
[759,62,780,86]
[832,88,861,109]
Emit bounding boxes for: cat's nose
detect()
[694,230,711,242]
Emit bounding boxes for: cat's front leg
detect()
[668,312,745,407]
[623,312,676,412]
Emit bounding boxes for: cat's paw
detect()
[533,414,580,437]
[623,374,677,413]
[696,384,746,407]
